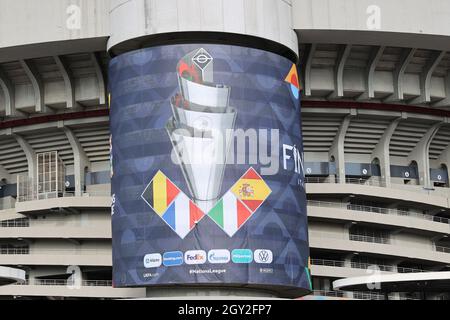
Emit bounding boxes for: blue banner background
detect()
[109,44,310,297]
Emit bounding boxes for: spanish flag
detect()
[145,171,180,216]
[231,168,272,212]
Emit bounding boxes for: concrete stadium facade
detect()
[0,0,450,300]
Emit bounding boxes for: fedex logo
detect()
[184,250,207,265]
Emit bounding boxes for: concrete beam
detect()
[433,69,450,108]
[90,53,106,106]
[436,128,450,171]
[408,122,442,188]
[13,134,36,179]
[329,114,353,184]
[328,45,352,99]
[0,66,19,117]
[357,46,385,101]
[384,48,417,102]
[54,56,79,110]
[61,125,91,197]
[303,44,316,97]
[19,59,48,113]
[371,118,401,188]
[411,51,447,105]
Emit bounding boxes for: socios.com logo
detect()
[144,253,162,268]
[231,249,253,264]
[163,251,183,267]
[208,250,230,264]
[184,250,207,265]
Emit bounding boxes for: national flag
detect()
[209,191,252,237]
[143,171,180,216]
[162,193,205,239]
[231,168,271,212]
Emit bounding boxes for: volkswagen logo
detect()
[258,250,270,262]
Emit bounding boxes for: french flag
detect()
[162,192,205,239]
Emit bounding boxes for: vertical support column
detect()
[371,118,401,188]
[20,60,49,113]
[62,125,90,197]
[384,48,417,102]
[328,45,352,100]
[411,51,446,105]
[303,44,317,97]
[408,123,442,188]
[90,53,106,106]
[434,69,450,108]
[357,46,385,101]
[329,115,352,184]
[0,67,22,117]
[13,134,36,179]
[54,56,79,110]
[437,124,450,174]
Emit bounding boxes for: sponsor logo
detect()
[254,249,273,264]
[231,249,253,264]
[208,250,231,264]
[184,250,207,265]
[143,253,162,268]
[163,251,183,267]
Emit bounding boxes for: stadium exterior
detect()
[0,0,450,300]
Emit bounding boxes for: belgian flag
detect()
[146,171,181,216]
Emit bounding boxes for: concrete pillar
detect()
[13,134,36,180]
[371,118,401,188]
[62,125,91,197]
[329,115,353,184]
[407,122,442,188]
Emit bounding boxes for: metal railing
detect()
[353,291,386,300]
[397,267,425,273]
[307,200,450,225]
[0,248,110,255]
[305,177,385,187]
[435,246,450,254]
[15,279,113,287]
[350,261,394,272]
[311,231,450,256]
[305,176,450,198]
[0,248,29,255]
[310,259,416,273]
[349,234,391,244]
[310,259,346,268]
[0,219,30,228]
[312,290,346,298]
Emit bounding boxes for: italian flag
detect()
[209,192,252,237]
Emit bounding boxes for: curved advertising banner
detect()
[109,44,311,297]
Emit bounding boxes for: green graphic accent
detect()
[305,267,313,290]
[208,199,224,228]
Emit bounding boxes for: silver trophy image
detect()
[166,48,237,213]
